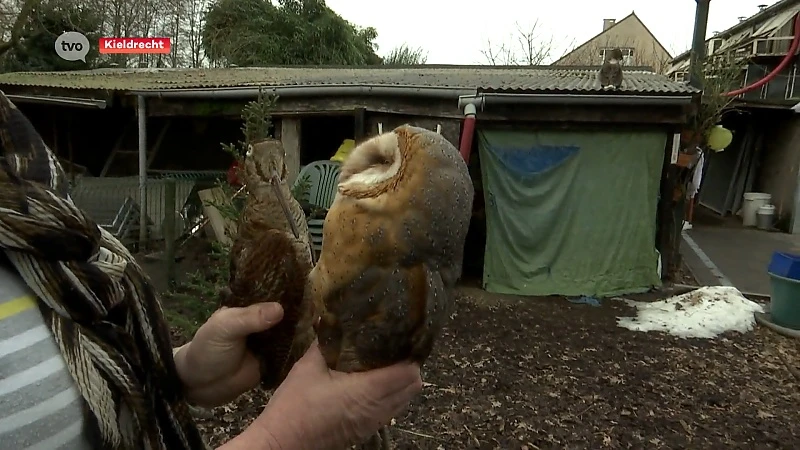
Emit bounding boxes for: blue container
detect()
[767,252,800,281]
[768,272,800,330]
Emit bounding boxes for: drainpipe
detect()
[459,93,693,107]
[130,85,475,99]
[459,102,478,162]
[137,95,147,249]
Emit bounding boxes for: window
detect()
[598,47,634,65]
[708,38,724,55]
[674,71,687,82]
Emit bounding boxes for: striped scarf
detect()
[0,91,207,450]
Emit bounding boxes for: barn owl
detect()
[220,138,316,389]
[307,125,475,448]
[598,48,625,90]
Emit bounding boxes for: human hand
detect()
[174,302,284,408]
[251,340,423,450]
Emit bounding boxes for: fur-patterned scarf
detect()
[0,91,208,450]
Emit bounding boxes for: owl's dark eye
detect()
[366,152,392,167]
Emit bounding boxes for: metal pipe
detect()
[457,95,484,110]
[5,94,106,109]
[137,95,147,249]
[688,0,711,89]
[129,84,476,99]
[459,93,693,108]
[459,103,477,162]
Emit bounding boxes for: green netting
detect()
[478,129,666,297]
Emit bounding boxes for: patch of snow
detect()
[616,286,765,339]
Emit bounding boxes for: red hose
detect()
[723,13,800,97]
[459,115,476,162]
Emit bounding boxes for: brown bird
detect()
[221,138,316,390]
[307,125,475,449]
[598,47,625,90]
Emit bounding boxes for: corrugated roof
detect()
[0,66,697,95]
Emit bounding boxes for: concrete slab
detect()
[682,225,800,295]
[680,236,727,287]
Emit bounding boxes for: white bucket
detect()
[742,192,772,226]
[756,204,776,230]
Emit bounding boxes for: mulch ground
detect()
[181,286,800,449]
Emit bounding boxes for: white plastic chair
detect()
[293,160,341,254]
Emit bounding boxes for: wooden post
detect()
[163,178,177,288]
[67,127,75,185]
[353,107,366,142]
[656,132,681,281]
[137,95,148,250]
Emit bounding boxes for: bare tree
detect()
[184,0,205,67]
[481,38,515,65]
[0,0,39,57]
[481,20,561,65]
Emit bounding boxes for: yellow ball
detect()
[707,125,733,151]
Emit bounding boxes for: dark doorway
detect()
[462,127,485,281]
[300,115,355,164]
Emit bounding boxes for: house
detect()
[667,0,800,234]
[667,0,800,100]
[552,12,673,73]
[0,66,697,297]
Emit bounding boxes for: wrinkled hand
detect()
[251,340,423,450]
[174,302,284,407]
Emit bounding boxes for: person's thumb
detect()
[209,302,284,341]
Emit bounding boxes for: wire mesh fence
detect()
[69,172,226,252]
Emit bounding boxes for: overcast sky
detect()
[325,0,783,64]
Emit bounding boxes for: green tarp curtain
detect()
[478,129,666,297]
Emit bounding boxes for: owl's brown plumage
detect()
[308,125,474,373]
[222,138,315,389]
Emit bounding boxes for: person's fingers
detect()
[380,369,423,417]
[187,355,262,407]
[207,302,284,341]
[331,362,422,424]
[345,362,422,396]
[293,340,337,378]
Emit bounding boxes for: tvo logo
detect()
[55,31,90,62]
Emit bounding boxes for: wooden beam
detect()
[146,96,461,119]
[476,104,690,125]
[145,96,691,125]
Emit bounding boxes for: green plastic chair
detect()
[293,160,341,255]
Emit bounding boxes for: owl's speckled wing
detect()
[309,125,474,373]
[317,263,447,372]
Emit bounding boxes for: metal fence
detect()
[69,172,225,251]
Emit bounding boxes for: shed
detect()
[0,65,698,296]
